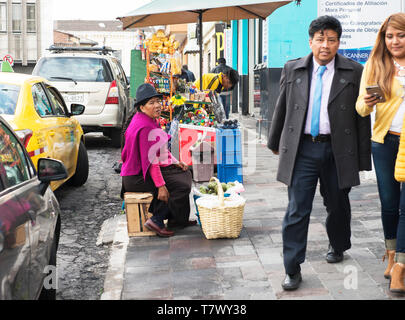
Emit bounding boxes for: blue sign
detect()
[338,47,373,64]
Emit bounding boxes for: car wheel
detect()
[110,128,122,148]
[68,141,89,186]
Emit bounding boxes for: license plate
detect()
[62,93,84,103]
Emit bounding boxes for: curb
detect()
[100,215,128,300]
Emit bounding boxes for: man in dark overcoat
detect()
[267,15,371,291]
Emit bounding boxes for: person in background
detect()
[211,58,233,119]
[194,68,239,95]
[180,66,191,82]
[356,13,405,294]
[267,15,371,291]
[183,65,195,83]
[120,83,196,237]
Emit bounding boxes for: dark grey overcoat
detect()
[267,53,371,189]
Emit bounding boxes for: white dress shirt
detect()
[304,57,335,135]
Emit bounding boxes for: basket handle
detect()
[209,177,225,207]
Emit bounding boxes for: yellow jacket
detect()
[395,122,405,182]
[194,73,223,93]
[355,60,405,143]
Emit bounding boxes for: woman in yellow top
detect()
[356,13,405,293]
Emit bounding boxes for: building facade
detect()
[0,0,53,73]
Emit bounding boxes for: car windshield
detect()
[35,57,113,82]
[0,83,21,115]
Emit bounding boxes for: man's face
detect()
[222,74,233,90]
[309,29,340,65]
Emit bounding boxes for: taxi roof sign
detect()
[1,60,14,72]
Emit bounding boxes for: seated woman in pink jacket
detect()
[120,83,195,237]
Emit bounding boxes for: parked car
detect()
[33,46,134,147]
[0,72,89,191]
[0,115,68,299]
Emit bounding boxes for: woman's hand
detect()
[157,185,169,203]
[175,161,189,171]
[364,93,381,108]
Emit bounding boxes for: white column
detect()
[248,19,254,115]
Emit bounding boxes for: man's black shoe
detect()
[326,246,344,263]
[281,272,302,291]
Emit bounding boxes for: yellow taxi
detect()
[0,72,89,190]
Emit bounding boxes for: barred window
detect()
[27,3,35,33]
[0,3,6,32]
[12,3,22,33]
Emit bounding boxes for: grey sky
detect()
[52,0,151,20]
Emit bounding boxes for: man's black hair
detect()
[308,15,342,39]
[182,64,189,71]
[217,57,226,65]
[225,68,239,90]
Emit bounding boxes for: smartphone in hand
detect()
[366,85,386,103]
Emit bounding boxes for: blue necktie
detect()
[310,65,327,137]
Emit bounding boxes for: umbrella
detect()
[118,0,297,90]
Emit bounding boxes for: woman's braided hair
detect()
[120,99,149,150]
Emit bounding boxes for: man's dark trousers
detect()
[282,137,352,275]
[220,95,230,119]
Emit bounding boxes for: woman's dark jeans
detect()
[372,133,405,253]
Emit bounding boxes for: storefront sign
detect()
[318,0,402,63]
[215,23,226,64]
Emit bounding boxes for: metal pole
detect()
[198,11,203,91]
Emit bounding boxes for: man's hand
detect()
[157,185,169,203]
[271,150,279,155]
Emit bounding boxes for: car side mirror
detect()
[38,158,68,183]
[37,158,68,195]
[70,104,85,116]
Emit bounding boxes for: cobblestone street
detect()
[54,134,122,300]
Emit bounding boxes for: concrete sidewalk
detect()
[101,114,405,301]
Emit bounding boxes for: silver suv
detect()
[33,46,133,147]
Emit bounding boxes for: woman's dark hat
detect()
[134,83,162,107]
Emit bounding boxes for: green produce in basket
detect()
[227,182,235,187]
[199,186,208,194]
[221,183,228,192]
[207,181,216,190]
[213,184,218,194]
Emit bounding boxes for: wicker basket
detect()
[196,177,245,239]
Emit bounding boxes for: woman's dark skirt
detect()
[121,165,192,228]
